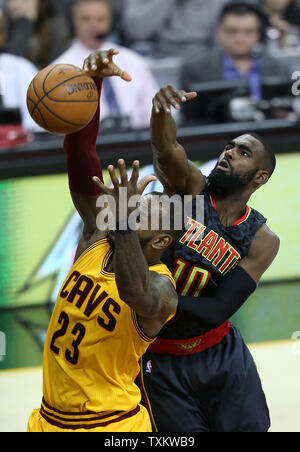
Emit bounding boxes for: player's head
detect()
[217,2,268,58]
[107,192,185,261]
[208,133,276,196]
[71,0,112,49]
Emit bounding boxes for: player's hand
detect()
[92,159,156,221]
[153,85,197,114]
[83,49,132,82]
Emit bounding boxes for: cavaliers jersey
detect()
[160,183,266,339]
[41,238,176,429]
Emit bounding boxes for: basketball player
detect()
[27,51,179,432]
[137,85,280,432]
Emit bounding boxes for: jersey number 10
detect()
[173,257,211,297]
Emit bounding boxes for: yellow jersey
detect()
[41,238,176,430]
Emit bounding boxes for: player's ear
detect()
[254,169,269,186]
[151,233,173,251]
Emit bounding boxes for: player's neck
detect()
[213,191,251,227]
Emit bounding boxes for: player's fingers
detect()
[113,64,132,82]
[107,165,119,188]
[137,175,157,195]
[90,53,103,71]
[83,57,91,72]
[156,92,171,113]
[129,160,140,186]
[163,86,183,110]
[175,89,187,102]
[153,98,162,114]
[117,159,128,186]
[92,176,110,193]
[107,48,119,58]
[185,91,197,100]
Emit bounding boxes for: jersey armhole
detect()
[75,238,109,264]
[130,310,155,343]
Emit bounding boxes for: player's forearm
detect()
[114,232,152,314]
[178,266,256,329]
[64,78,103,196]
[151,108,189,193]
[151,107,178,158]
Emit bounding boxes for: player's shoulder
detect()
[248,204,267,222]
[75,237,111,265]
[251,223,280,256]
[149,263,176,290]
[257,223,280,244]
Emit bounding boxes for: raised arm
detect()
[93,160,178,338]
[114,233,178,337]
[64,49,132,259]
[151,85,206,197]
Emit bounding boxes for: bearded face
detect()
[208,157,258,197]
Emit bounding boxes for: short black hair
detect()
[219,1,269,41]
[248,132,276,177]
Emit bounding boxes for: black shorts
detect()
[138,324,270,432]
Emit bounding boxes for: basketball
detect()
[26,64,99,135]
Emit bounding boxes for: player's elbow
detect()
[120,290,162,317]
[118,286,148,308]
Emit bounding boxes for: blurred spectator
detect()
[4,0,70,68]
[182,2,290,101]
[0,9,40,132]
[262,0,300,49]
[53,0,159,129]
[50,0,123,43]
[120,0,227,58]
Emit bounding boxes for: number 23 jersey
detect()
[42,238,176,417]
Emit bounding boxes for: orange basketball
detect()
[26,64,99,135]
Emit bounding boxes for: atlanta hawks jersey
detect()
[160,182,266,339]
[41,238,176,428]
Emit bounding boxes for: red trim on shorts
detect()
[148,321,231,355]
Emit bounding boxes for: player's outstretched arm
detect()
[93,159,178,338]
[151,85,205,197]
[64,49,132,260]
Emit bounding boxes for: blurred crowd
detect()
[0,0,300,143]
